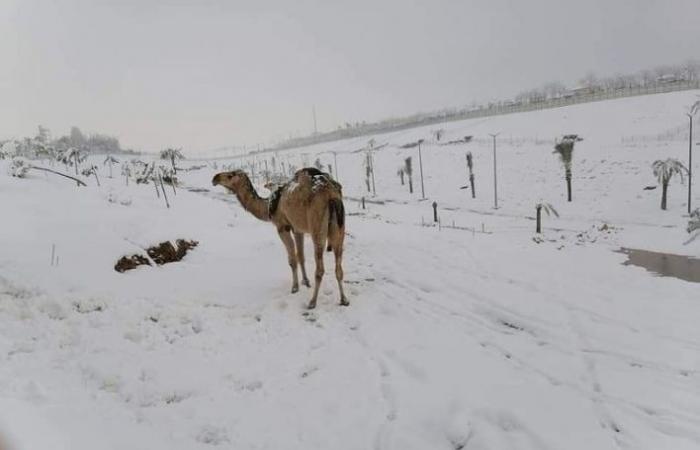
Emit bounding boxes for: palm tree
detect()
[553,135,582,202]
[57,147,86,185]
[160,148,184,173]
[466,152,475,198]
[404,156,413,194]
[81,165,101,186]
[535,202,559,233]
[652,158,688,210]
[103,155,119,178]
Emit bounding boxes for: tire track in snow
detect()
[568,313,627,449]
[337,252,399,450]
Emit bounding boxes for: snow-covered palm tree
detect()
[405,157,413,194]
[466,152,475,198]
[57,147,86,175]
[652,158,687,210]
[160,148,184,173]
[535,202,559,233]
[553,135,582,202]
[81,165,100,186]
[104,155,119,178]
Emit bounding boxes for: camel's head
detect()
[212,170,247,192]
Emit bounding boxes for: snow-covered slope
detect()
[1,90,699,450]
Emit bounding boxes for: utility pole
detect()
[489,133,500,209]
[312,105,318,135]
[368,143,376,196]
[418,139,426,199]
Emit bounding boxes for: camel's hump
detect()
[292,167,342,193]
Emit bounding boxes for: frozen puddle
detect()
[619,248,700,283]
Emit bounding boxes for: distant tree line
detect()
[272,59,700,152]
[1,125,138,159]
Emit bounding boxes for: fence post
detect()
[432,201,438,222]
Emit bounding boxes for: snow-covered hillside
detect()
[1,90,699,450]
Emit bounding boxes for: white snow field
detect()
[1,90,700,450]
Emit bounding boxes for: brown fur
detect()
[212,168,348,309]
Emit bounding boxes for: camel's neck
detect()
[235,177,270,222]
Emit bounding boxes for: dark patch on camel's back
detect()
[268,185,284,218]
[293,167,343,193]
[296,167,326,178]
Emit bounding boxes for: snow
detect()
[1,90,700,450]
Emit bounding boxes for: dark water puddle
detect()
[618,248,700,283]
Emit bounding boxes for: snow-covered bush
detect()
[56,147,86,174]
[8,157,31,178]
[81,165,100,186]
[158,165,177,186]
[133,162,154,184]
[160,148,184,173]
[688,209,700,234]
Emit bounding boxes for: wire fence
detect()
[273,80,700,152]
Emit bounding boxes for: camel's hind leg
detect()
[277,228,299,293]
[307,236,325,309]
[330,226,349,306]
[293,232,311,288]
[307,216,329,309]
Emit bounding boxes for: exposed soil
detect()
[114,254,151,273]
[115,239,198,272]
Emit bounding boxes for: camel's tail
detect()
[327,198,345,251]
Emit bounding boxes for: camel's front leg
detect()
[293,232,311,288]
[277,228,299,293]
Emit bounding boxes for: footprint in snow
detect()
[196,425,230,446]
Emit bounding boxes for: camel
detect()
[212,167,348,309]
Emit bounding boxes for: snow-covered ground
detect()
[1,90,699,450]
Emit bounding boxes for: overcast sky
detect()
[1,0,698,153]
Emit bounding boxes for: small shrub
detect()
[8,158,31,178]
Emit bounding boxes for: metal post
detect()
[689,114,693,214]
[333,152,338,182]
[368,145,376,196]
[489,133,500,209]
[418,139,426,199]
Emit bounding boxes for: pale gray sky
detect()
[1,0,698,153]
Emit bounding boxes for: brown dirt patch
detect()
[115,239,198,272]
